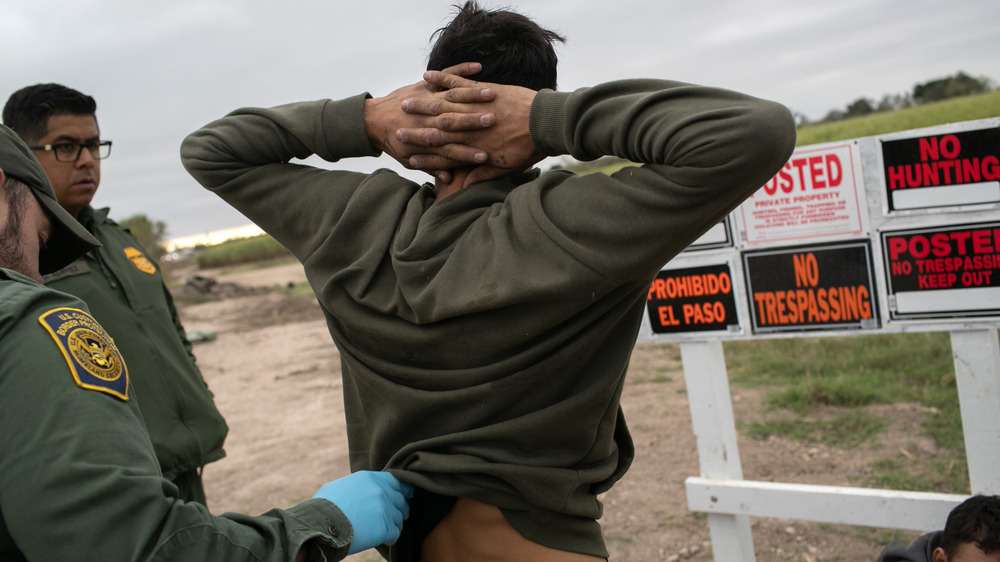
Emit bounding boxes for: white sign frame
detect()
[636,118,1000,560]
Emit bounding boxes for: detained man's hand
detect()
[398,71,545,188]
[364,62,497,173]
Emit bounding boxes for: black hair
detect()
[2,83,98,143]
[941,495,1000,558]
[427,1,565,91]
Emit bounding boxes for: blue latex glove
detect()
[312,471,414,555]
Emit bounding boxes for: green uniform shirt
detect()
[182,79,796,557]
[42,206,228,486]
[0,269,352,561]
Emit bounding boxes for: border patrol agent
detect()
[0,124,411,560]
[3,83,228,505]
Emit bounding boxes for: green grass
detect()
[630,365,676,385]
[725,332,973,493]
[725,333,961,449]
[209,255,298,275]
[195,234,292,269]
[745,411,884,449]
[724,333,952,394]
[866,457,969,494]
[796,90,1000,146]
[627,342,681,384]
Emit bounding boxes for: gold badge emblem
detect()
[39,308,129,400]
[124,247,156,274]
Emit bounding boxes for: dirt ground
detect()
[173,261,935,561]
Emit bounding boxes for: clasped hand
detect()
[367,62,544,189]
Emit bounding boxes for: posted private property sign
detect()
[738,142,866,246]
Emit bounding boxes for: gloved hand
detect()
[312,471,414,555]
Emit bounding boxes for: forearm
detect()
[529,79,796,192]
[149,500,351,562]
[499,79,796,280]
[180,96,376,261]
[181,96,377,187]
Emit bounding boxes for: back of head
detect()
[3,83,97,143]
[427,1,565,91]
[941,495,1000,558]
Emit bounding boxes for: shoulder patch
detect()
[38,308,129,400]
[124,247,156,275]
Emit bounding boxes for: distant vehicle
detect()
[162,247,197,263]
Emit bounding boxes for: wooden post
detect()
[950,329,1000,494]
[680,340,756,561]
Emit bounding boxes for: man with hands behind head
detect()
[0,123,411,561]
[181,2,797,559]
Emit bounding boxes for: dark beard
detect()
[0,180,32,277]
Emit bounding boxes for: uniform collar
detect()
[75,205,111,231]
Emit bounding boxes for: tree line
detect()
[800,70,996,126]
[120,214,169,262]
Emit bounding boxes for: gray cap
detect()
[0,124,100,274]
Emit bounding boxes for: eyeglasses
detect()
[28,140,112,162]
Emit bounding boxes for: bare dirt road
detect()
[175,261,932,561]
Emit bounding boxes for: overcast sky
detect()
[2,0,997,240]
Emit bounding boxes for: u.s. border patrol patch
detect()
[38,307,129,400]
[124,247,156,274]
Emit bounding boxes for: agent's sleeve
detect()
[180,95,380,263]
[520,79,797,281]
[0,283,352,561]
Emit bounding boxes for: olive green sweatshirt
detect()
[182,79,796,557]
